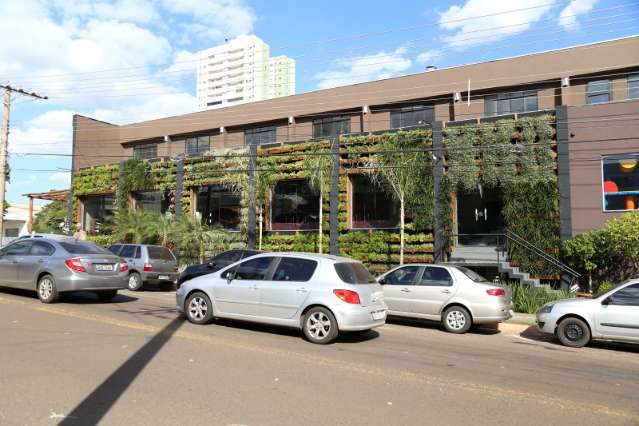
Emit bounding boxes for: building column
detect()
[175,158,184,216]
[329,136,340,255]
[27,197,33,234]
[432,122,445,262]
[556,106,572,242]
[247,143,257,249]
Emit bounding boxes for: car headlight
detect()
[539,304,554,314]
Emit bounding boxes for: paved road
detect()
[0,287,638,426]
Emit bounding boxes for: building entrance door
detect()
[457,186,504,245]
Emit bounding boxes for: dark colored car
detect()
[176,249,261,288]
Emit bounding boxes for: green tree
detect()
[364,138,429,265]
[33,200,66,233]
[302,147,332,253]
[148,213,178,248]
[113,210,155,243]
[255,167,275,251]
[177,215,213,263]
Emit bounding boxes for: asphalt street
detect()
[0,287,638,426]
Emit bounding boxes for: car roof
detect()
[250,252,359,263]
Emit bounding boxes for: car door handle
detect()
[296,287,308,293]
[37,259,46,263]
[251,285,259,291]
[441,289,451,294]
[400,288,411,293]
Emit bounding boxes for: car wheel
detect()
[556,317,591,348]
[185,292,214,325]
[37,274,59,304]
[127,272,143,291]
[442,306,472,334]
[96,290,118,302]
[303,307,338,344]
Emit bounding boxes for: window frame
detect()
[244,125,277,146]
[133,143,158,160]
[601,153,639,213]
[30,241,55,256]
[185,135,211,156]
[2,241,33,256]
[608,283,639,306]
[586,79,612,105]
[350,174,399,229]
[270,178,320,231]
[628,74,639,100]
[390,105,435,129]
[271,257,318,282]
[418,266,454,287]
[484,90,538,117]
[133,190,169,214]
[381,265,422,286]
[312,115,351,139]
[223,256,278,281]
[195,185,242,230]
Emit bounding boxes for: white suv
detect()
[537,280,639,347]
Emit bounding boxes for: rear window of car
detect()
[147,246,175,261]
[334,262,377,284]
[108,245,122,255]
[59,242,110,255]
[456,266,490,283]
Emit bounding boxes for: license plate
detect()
[159,275,170,280]
[95,264,113,271]
[371,310,385,320]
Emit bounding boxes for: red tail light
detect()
[119,261,129,273]
[143,263,153,272]
[486,288,506,296]
[65,258,86,273]
[333,289,361,304]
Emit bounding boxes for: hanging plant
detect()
[116,158,153,211]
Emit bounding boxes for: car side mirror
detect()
[226,271,235,283]
[378,277,386,285]
[207,261,216,269]
[601,297,612,306]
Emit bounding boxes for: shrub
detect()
[596,281,617,296]
[507,284,574,314]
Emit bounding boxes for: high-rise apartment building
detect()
[197,35,295,111]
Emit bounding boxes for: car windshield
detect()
[59,241,111,255]
[334,262,377,284]
[456,266,490,283]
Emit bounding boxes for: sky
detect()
[1,0,638,205]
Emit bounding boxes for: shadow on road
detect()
[59,316,183,425]
[0,287,137,304]
[518,326,639,353]
[386,316,500,335]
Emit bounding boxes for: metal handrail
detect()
[452,232,580,279]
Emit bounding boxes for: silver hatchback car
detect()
[537,279,639,347]
[378,264,512,333]
[176,252,387,344]
[0,237,128,303]
[108,244,179,291]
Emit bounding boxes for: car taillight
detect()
[119,261,129,273]
[486,288,506,296]
[65,258,86,273]
[333,289,361,304]
[143,263,153,272]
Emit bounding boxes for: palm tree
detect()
[148,213,177,248]
[302,147,332,253]
[113,210,154,243]
[255,168,275,250]
[177,215,212,263]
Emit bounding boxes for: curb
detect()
[499,322,534,334]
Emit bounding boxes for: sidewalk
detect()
[506,312,536,325]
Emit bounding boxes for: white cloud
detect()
[416,49,442,64]
[49,171,71,185]
[439,0,557,49]
[52,0,160,24]
[19,175,39,186]
[161,0,255,42]
[9,110,75,155]
[315,48,412,90]
[558,0,598,30]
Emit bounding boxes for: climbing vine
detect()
[116,158,153,211]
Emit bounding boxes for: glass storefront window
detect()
[271,179,319,230]
[351,175,398,229]
[602,155,639,212]
[196,186,241,230]
[83,195,115,233]
[133,191,169,214]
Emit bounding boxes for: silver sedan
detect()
[0,237,129,303]
[537,279,639,347]
[378,264,512,333]
[176,252,387,344]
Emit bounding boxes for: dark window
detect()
[4,241,32,255]
[59,241,110,255]
[351,175,398,228]
[629,74,639,100]
[5,228,19,237]
[456,266,490,283]
[227,257,275,280]
[245,126,277,146]
[602,155,639,212]
[313,116,351,138]
[83,195,115,234]
[586,79,611,104]
[390,105,434,128]
[212,250,240,263]
[272,258,318,282]
[119,245,137,258]
[207,101,222,107]
[134,191,169,214]
[383,266,420,285]
[30,241,55,256]
[485,90,538,116]
[133,143,158,160]
[334,262,377,284]
[108,245,122,255]
[196,185,241,230]
[271,179,319,230]
[147,246,175,261]
[420,267,453,286]
[186,136,210,155]
[609,283,639,306]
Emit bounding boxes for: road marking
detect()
[2,295,638,423]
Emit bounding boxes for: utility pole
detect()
[0,84,47,244]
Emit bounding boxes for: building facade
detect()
[70,36,639,280]
[196,35,295,111]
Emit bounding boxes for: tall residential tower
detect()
[196,35,296,111]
